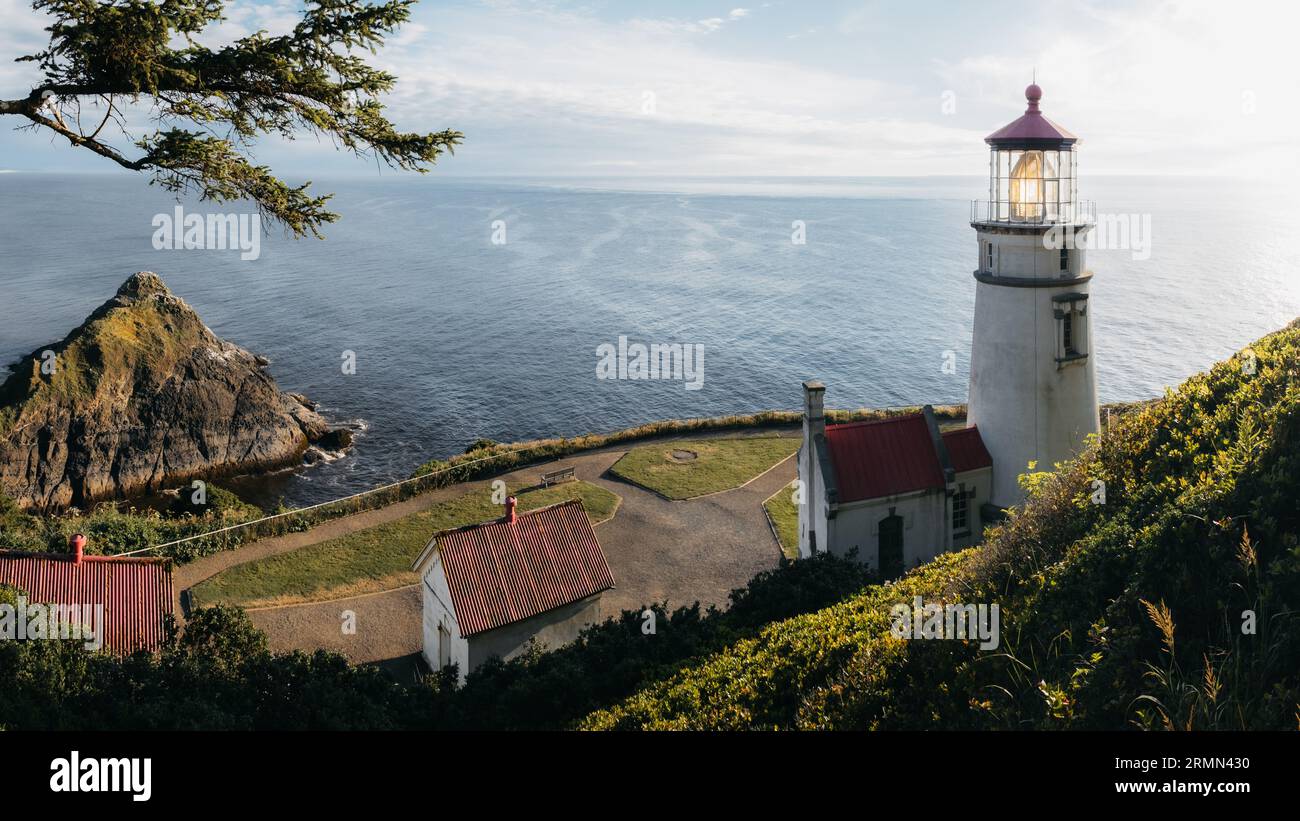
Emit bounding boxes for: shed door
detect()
[878,515,904,579]
[438,624,451,668]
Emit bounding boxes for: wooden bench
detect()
[540,466,576,487]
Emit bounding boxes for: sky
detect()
[0,0,1298,178]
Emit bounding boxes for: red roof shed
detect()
[0,550,174,653]
[427,499,615,638]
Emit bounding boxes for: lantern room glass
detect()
[988,147,1077,223]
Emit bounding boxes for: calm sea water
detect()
[1,172,1297,507]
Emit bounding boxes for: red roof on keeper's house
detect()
[826,414,945,501]
[0,551,173,652]
[430,499,615,638]
[824,413,992,503]
[943,425,994,474]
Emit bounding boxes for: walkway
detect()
[178,428,799,664]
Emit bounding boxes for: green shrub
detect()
[0,554,871,730]
[0,606,413,730]
[417,552,875,730]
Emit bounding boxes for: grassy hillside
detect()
[585,320,1300,730]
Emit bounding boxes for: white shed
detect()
[411,497,615,683]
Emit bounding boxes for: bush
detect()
[0,606,414,730]
[416,552,876,729]
[0,555,872,730]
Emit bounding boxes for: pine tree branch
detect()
[0,0,462,237]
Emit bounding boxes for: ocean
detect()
[1,172,1297,507]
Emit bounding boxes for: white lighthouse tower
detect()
[967,83,1099,509]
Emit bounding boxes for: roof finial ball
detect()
[1025,82,1042,112]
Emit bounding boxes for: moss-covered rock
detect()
[0,272,342,510]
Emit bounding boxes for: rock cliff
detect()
[0,272,341,510]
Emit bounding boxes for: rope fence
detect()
[111,445,533,558]
[104,404,969,562]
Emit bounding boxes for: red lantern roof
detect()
[986,83,1078,148]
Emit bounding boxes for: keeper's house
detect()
[412,497,615,682]
[797,382,994,577]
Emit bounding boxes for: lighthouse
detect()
[967,83,1100,509]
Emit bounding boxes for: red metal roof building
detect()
[797,386,997,574]
[824,412,992,504]
[0,537,173,653]
[942,426,996,474]
[432,499,615,637]
[413,498,615,679]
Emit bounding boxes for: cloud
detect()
[369,2,976,175]
[931,0,1300,177]
[0,0,48,94]
[5,0,1293,178]
[628,11,745,36]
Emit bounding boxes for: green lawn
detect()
[762,485,800,560]
[609,437,799,500]
[190,480,620,608]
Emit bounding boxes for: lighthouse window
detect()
[1059,247,1069,272]
[1009,151,1043,221]
[1053,295,1089,364]
[991,146,1077,224]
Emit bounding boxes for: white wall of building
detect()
[828,488,946,572]
[420,554,469,682]
[466,594,603,671]
[950,466,993,550]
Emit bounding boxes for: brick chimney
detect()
[503,495,518,524]
[69,533,87,564]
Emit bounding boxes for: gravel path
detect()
[178,427,799,664]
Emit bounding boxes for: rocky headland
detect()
[0,272,348,511]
